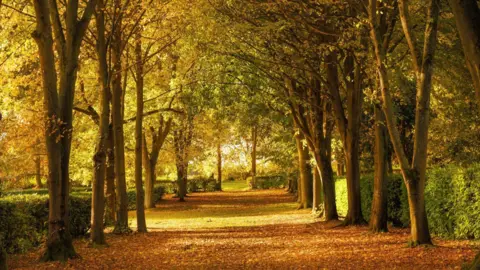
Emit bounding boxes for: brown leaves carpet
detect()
[8,189,478,269]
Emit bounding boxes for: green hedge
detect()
[335,174,409,227]
[335,164,480,239]
[127,185,165,210]
[188,178,217,193]
[0,194,90,254]
[0,185,164,254]
[245,174,289,190]
[425,165,480,239]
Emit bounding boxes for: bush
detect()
[255,175,287,189]
[0,193,91,254]
[426,164,480,239]
[187,178,216,193]
[335,164,480,239]
[127,185,165,210]
[335,174,409,227]
[156,180,176,194]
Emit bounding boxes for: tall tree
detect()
[90,0,110,245]
[111,0,130,234]
[31,0,96,260]
[326,52,365,225]
[134,29,147,233]
[368,0,440,244]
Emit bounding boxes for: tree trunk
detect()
[295,132,313,209]
[336,163,344,176]
[104,124,116,225]
[35,155,43,188]
[216,143,222,191]
[448,0,480,106]
[33,0,97,260]
[0,247,6,270]
[134,30,147,233]
[111,0,129,233]
[176,161,187,201]
[312,168,323,213]
[370,105,389,232]
[294,132,304,204]
[143,157,156,209]
[251,126,257,188]
[91,0,109,244]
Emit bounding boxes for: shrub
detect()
[335,174,409,227]
[335,164,480,239]
[127,185,165,210]
[255,175,287,189]
[425,164,480,239]
[187,178,216,193]
[0,193,91,254]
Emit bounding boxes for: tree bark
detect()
[91,0,109,244]
[111,0,130,233]
[448,0,480,106]
[134,30,147,233]
[251,125,257,188]
[312,167,323,213]
[370,105,389,232]
[216,143,222,191]
[104,124,116,225]
[295,131,313,209]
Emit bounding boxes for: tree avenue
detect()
[0,0,479,269]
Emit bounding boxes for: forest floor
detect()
[8,181,479,269]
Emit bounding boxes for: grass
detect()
[221,179,250,192]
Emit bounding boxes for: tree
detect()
[134,28,147,233]
[368,0,440,244]
[31,0,97,260]
[111,0,130,234]
[448,0,480,106]
[90,0,110,245]
[143,117,172,208]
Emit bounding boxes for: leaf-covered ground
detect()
[8,186,479,269]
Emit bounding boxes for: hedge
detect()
[0,185,164,254]
[335,164,480,239]
[246,174,289,190]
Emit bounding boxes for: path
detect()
[8,188,478,269]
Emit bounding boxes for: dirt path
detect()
[8,189,478,269]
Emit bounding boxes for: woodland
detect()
[0,0,480,269]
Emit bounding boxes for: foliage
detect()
[336,174,409,227]
[187,178,217,193]
[425,164,480,239]
[126,186,165,211]
[0,194,90,254]
[253,175,288,190]
[0,185,164,253]
[336,165,480,239]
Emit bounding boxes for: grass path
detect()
[8,184,479,269]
